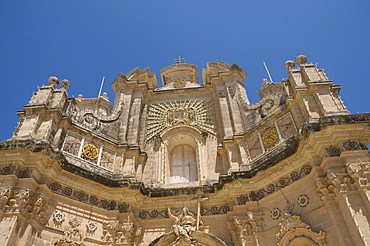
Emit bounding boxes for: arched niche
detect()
[161,127,202,185]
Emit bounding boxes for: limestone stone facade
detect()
[0,55,369,246]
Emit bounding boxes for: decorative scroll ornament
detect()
[146,100,215,141]
[66,90,125,131]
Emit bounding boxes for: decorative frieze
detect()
[341,140,368,151]
[235,164,312,204]
[49,181,130,212]
[139,204,230,220]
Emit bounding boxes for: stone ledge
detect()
[1,113,369,198]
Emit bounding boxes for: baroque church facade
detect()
[0,55,369,246]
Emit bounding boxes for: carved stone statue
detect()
[168,207,203,245]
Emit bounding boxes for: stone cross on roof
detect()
[173,56,187,65]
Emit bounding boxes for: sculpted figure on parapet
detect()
[168,207,204,246]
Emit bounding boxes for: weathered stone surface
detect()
[0,56,369,245]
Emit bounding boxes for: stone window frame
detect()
[161,128,202,185]
[61,130,116,172]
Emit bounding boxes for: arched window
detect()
[170,144,198,183]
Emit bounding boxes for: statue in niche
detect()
[168,207,204,245]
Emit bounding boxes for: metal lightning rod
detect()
[263,62,274,83]
[98,76,105,97]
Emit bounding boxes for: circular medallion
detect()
[262,129,279,147]
[271,208,280,220]
[298,195,309,207]
[83,144,99,160]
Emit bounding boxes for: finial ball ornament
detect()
[295,55,307,66]
[60,79,70,90]
[48,76,59,87]
[284,60,295,70]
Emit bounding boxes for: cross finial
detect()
[173,56,187,65]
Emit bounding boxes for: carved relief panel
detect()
[146,100,215,141]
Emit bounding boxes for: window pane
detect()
[170,145,197,183]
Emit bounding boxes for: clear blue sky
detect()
[1,1,369,141]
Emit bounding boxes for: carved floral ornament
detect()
[53,211,65,225]
[146,100,215,141]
